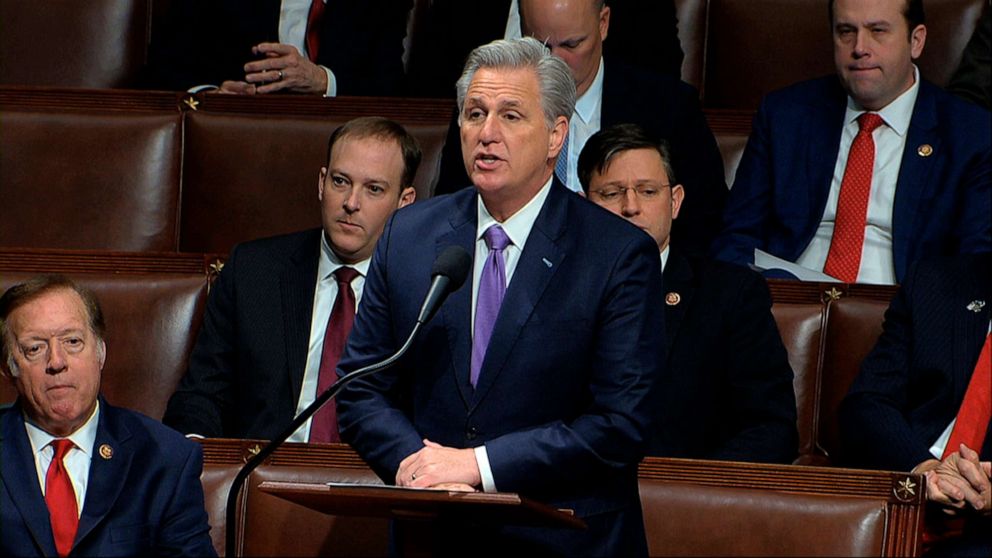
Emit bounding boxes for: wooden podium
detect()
[258,481,586,556]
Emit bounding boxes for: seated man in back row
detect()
[164,117,419,442]
[714,0,991,284]
[580,123,798,463]
[0,275,215,557]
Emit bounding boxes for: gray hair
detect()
[455,37,576,130]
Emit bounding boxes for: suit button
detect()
[466,426,479,440]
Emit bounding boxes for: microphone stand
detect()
[224,320,424,557]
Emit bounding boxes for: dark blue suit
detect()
[337,182,666,556]
[714,76,992,283]
[1,400,215,557]
[840,253,991,555]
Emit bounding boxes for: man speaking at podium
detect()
[337,37,666,556]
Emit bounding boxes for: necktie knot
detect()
[858,113,884,134]
[50,439,73,460]
[333,266,359,286]
[483,225,511,252]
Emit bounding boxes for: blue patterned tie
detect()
[554,131,569,185]
[471,225,511,387]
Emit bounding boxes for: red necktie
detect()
[309,267,359,443]
[306,0,326,62]
[46,439,78,558]
[823,112,885,283]
[942,332,992,459]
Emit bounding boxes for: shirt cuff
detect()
[474,445,497,492]
[185,433,206,440]
[321,66,337,97]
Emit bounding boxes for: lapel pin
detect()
[542,257,553,268]
[99,444,113,460]
[917,144,933,157]
[966,300,985,313]
[665,292,681,306]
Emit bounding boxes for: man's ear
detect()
[671,184,685,220]
[599,5,611,42]
[398,186,417,208]
[97,339,107,370]
[318,167,328,201]
[550,116,569,159]
[909,24,926,59]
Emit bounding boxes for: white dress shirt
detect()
[471,176,554,491]
[796,66,921,285]
[289,233,370,442]
[504,0,522,39]
[26,401,101,516]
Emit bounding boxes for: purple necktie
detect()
[471,225,511,387]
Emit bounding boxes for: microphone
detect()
[417,245,472,324]
[225,246,472,556]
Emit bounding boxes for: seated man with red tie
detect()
[840,253,991,555]
[163,117,419,442]
[0,275,216,557]
[712,0,991,284]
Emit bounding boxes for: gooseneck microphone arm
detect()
[224,246,471,557]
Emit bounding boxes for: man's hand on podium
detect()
[396,439,482,490]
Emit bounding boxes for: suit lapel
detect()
[282,230,321,404]
[0,405,58,556]
[661,249,695,354]
[74,400,133,550]
[892,82,940,281]
[471,183,568,408]
[438,191,479,409]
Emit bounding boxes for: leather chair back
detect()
[0,0,150,88]
[0,106,182,251]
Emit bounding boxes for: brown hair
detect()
[325,116,423,190]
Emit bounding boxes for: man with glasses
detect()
[580,123,798,463]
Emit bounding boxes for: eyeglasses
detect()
[590,184,670,204]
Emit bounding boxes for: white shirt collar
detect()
[318,231,371,281]
[575,57,605,125]
[25,399,100,458]
[660,245,670,273]
[476,176,554,251]
[845,65,920,137]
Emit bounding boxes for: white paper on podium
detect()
[753,249,841,282]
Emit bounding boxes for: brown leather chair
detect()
[639,457,924,556]
[817,290,895,463]
[0,0,150,88]
[0,250,210,420]
[0,91,183,251]
[178,94,453,254]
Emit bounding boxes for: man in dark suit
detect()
[579,123,798,463]
[407,0,684,98]
[840,253,991,554]
[0,275,215,557]
[145,0,411,96]
[433,0,726,258]
[163,117,419,441]
[714,0,991,284]
[337,38,665,556]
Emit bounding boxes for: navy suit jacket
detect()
[714,76,992,283]
[1,400,215,557]
[145,0,411,95]
[840,253,992,470]
[164,229,322,439]
[337,182,666,555]
[650,249,798,463]
[435,58,727,257]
